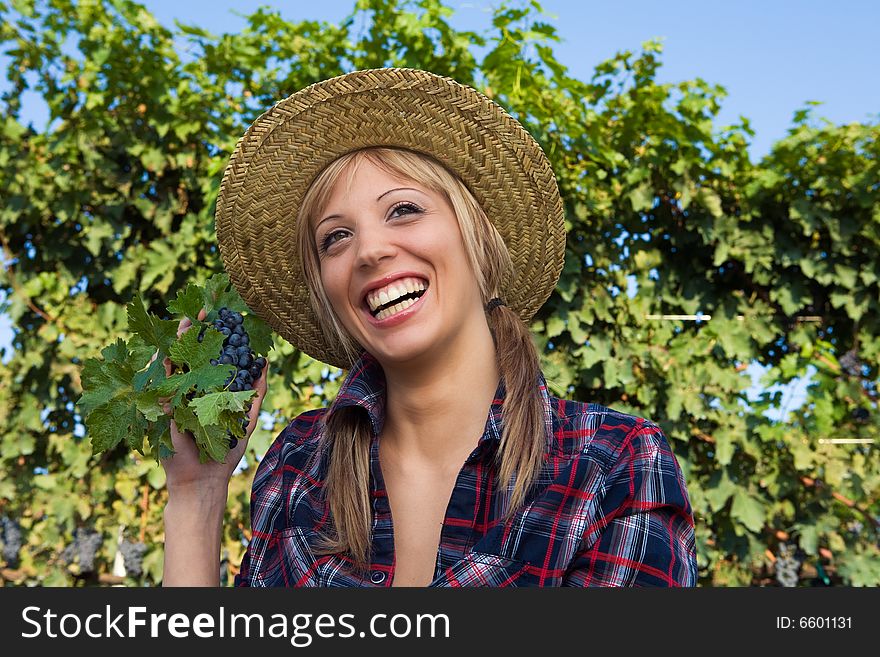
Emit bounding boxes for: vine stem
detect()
[139,482,149,543]
[801,476,880,530]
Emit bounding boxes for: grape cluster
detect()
[1,516,23,568]
[775,542,801,587]
[60,528,103,574]
[119,540,148,578]
[208,307,266,449]
[839,349,861,377]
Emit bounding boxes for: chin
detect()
[366,334,440,367]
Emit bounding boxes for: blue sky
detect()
[3,0,877,416]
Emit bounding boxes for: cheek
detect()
[319,263,350,311]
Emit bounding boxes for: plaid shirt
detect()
[235,351,697,587]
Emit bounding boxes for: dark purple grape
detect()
[233,324,245,336]
[228,333,242,347]
[240,334,249,346]
[220,354,233,365]
[220,326,232,337]
[229,381,241,392]
[1,516,23,568]
[255,357,266,369]
[210,358,218,366]
[74,528,102,574]
[248,364,261,378]
[227,434,238,449]
[119,540,147,578]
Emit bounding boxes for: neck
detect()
[378,318,500,468]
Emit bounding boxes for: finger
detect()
[252,363,268,408]
[177,317,192,338]
[198,308,207,321]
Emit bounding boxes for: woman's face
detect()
[311,158,484,367]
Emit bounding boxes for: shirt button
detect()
[370,571,386,584]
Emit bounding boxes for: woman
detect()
[162,69,697,587]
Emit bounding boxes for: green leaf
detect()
[705,472,736,512]
[731,490,765,532]
[77,338,139,417]
[714,432,734,465]
[168,325,227,371]
[545,315,565,338]
[132,347,167,393]
[243,313,274,356]
[188,389,255,426]
[135,389,167,422]
[127,294,178,353]
[154,363,235,408]
[173,404,232,463]
[628,183,654,212]
[798,525,819,555]
[86,397,149,454]
[167,282,207,323]
[203,273,248,315]
[696,187,723,218]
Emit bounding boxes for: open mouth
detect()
[364,277,429,321]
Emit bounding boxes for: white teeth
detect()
[375,296,419,321]
[366,277,428,313]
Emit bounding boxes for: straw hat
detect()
[215,68,565,369]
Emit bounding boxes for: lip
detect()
[361,284,429,328]
[360,271,430,304]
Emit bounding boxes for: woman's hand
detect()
[152,308,269,494]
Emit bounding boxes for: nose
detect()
[354,222,396,269]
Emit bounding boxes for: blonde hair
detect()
[295,147,551,574]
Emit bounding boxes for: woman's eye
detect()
[320,229,348,253]
[390,202,423,218]
[318,204,421,254]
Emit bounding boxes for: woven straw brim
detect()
[216,68,565,370]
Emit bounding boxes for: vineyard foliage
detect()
[0,0,877,586]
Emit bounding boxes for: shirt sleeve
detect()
[562,422,698,587]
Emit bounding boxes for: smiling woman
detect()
[161,68,698,587]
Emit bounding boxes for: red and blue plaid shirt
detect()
[235,351,697,587]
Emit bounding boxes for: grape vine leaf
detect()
[731,490,765,533]
[135,388,167,422]
[146,415,174,462]
[203,273,248,315]
[132,343,168,393]
[86,396,150,454]
[188,390,255,426]
[172,404,233,463]
[127,294,178,352]
[153,324,235,406]
[169,324,226,370]
[243,313,273,356]
[167,282,205,324]
[78,338,142,417]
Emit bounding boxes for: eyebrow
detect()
[314,187,423,233]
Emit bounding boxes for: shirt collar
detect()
[329,350,553,446]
